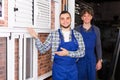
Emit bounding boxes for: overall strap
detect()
[71,30,75,40]
[71,30,78,44]
[58,29,64,42]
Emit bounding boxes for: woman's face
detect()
[81,12,93,24]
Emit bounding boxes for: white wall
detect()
[68,0,75,29]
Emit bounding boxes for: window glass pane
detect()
[0,37,7,80]
[26,38,33,79]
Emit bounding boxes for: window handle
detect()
[14,7,18,12]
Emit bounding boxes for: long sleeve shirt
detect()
[35,29,85,61]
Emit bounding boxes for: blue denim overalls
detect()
[52,29,79,80]
[77,26,96,80]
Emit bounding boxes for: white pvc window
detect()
[0,28,38,80]
[0,32,13,80]
[34,0,51,29]
[14,0,33,27]
[26,38,33,79]
[24,34,37,80]
[11,33,25,80]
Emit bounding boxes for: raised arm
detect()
[27,27,38,39]
[27,27,52,54]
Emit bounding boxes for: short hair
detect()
[81,8,94,17]
[59,11,71,18]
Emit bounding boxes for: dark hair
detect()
[59,11,71,18]
[81,8,94,17]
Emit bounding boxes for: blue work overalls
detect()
[77,26,96,80]
[52,29,79,80]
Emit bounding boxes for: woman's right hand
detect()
[27,27,38,39]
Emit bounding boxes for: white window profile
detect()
[24,33,38,80]
[14,0,33,27]
[54,0,61,30]
[34,0,51,31]
[68,0,75,29]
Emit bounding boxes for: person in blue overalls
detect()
[27,11,85,80]
[75,8,103,80]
